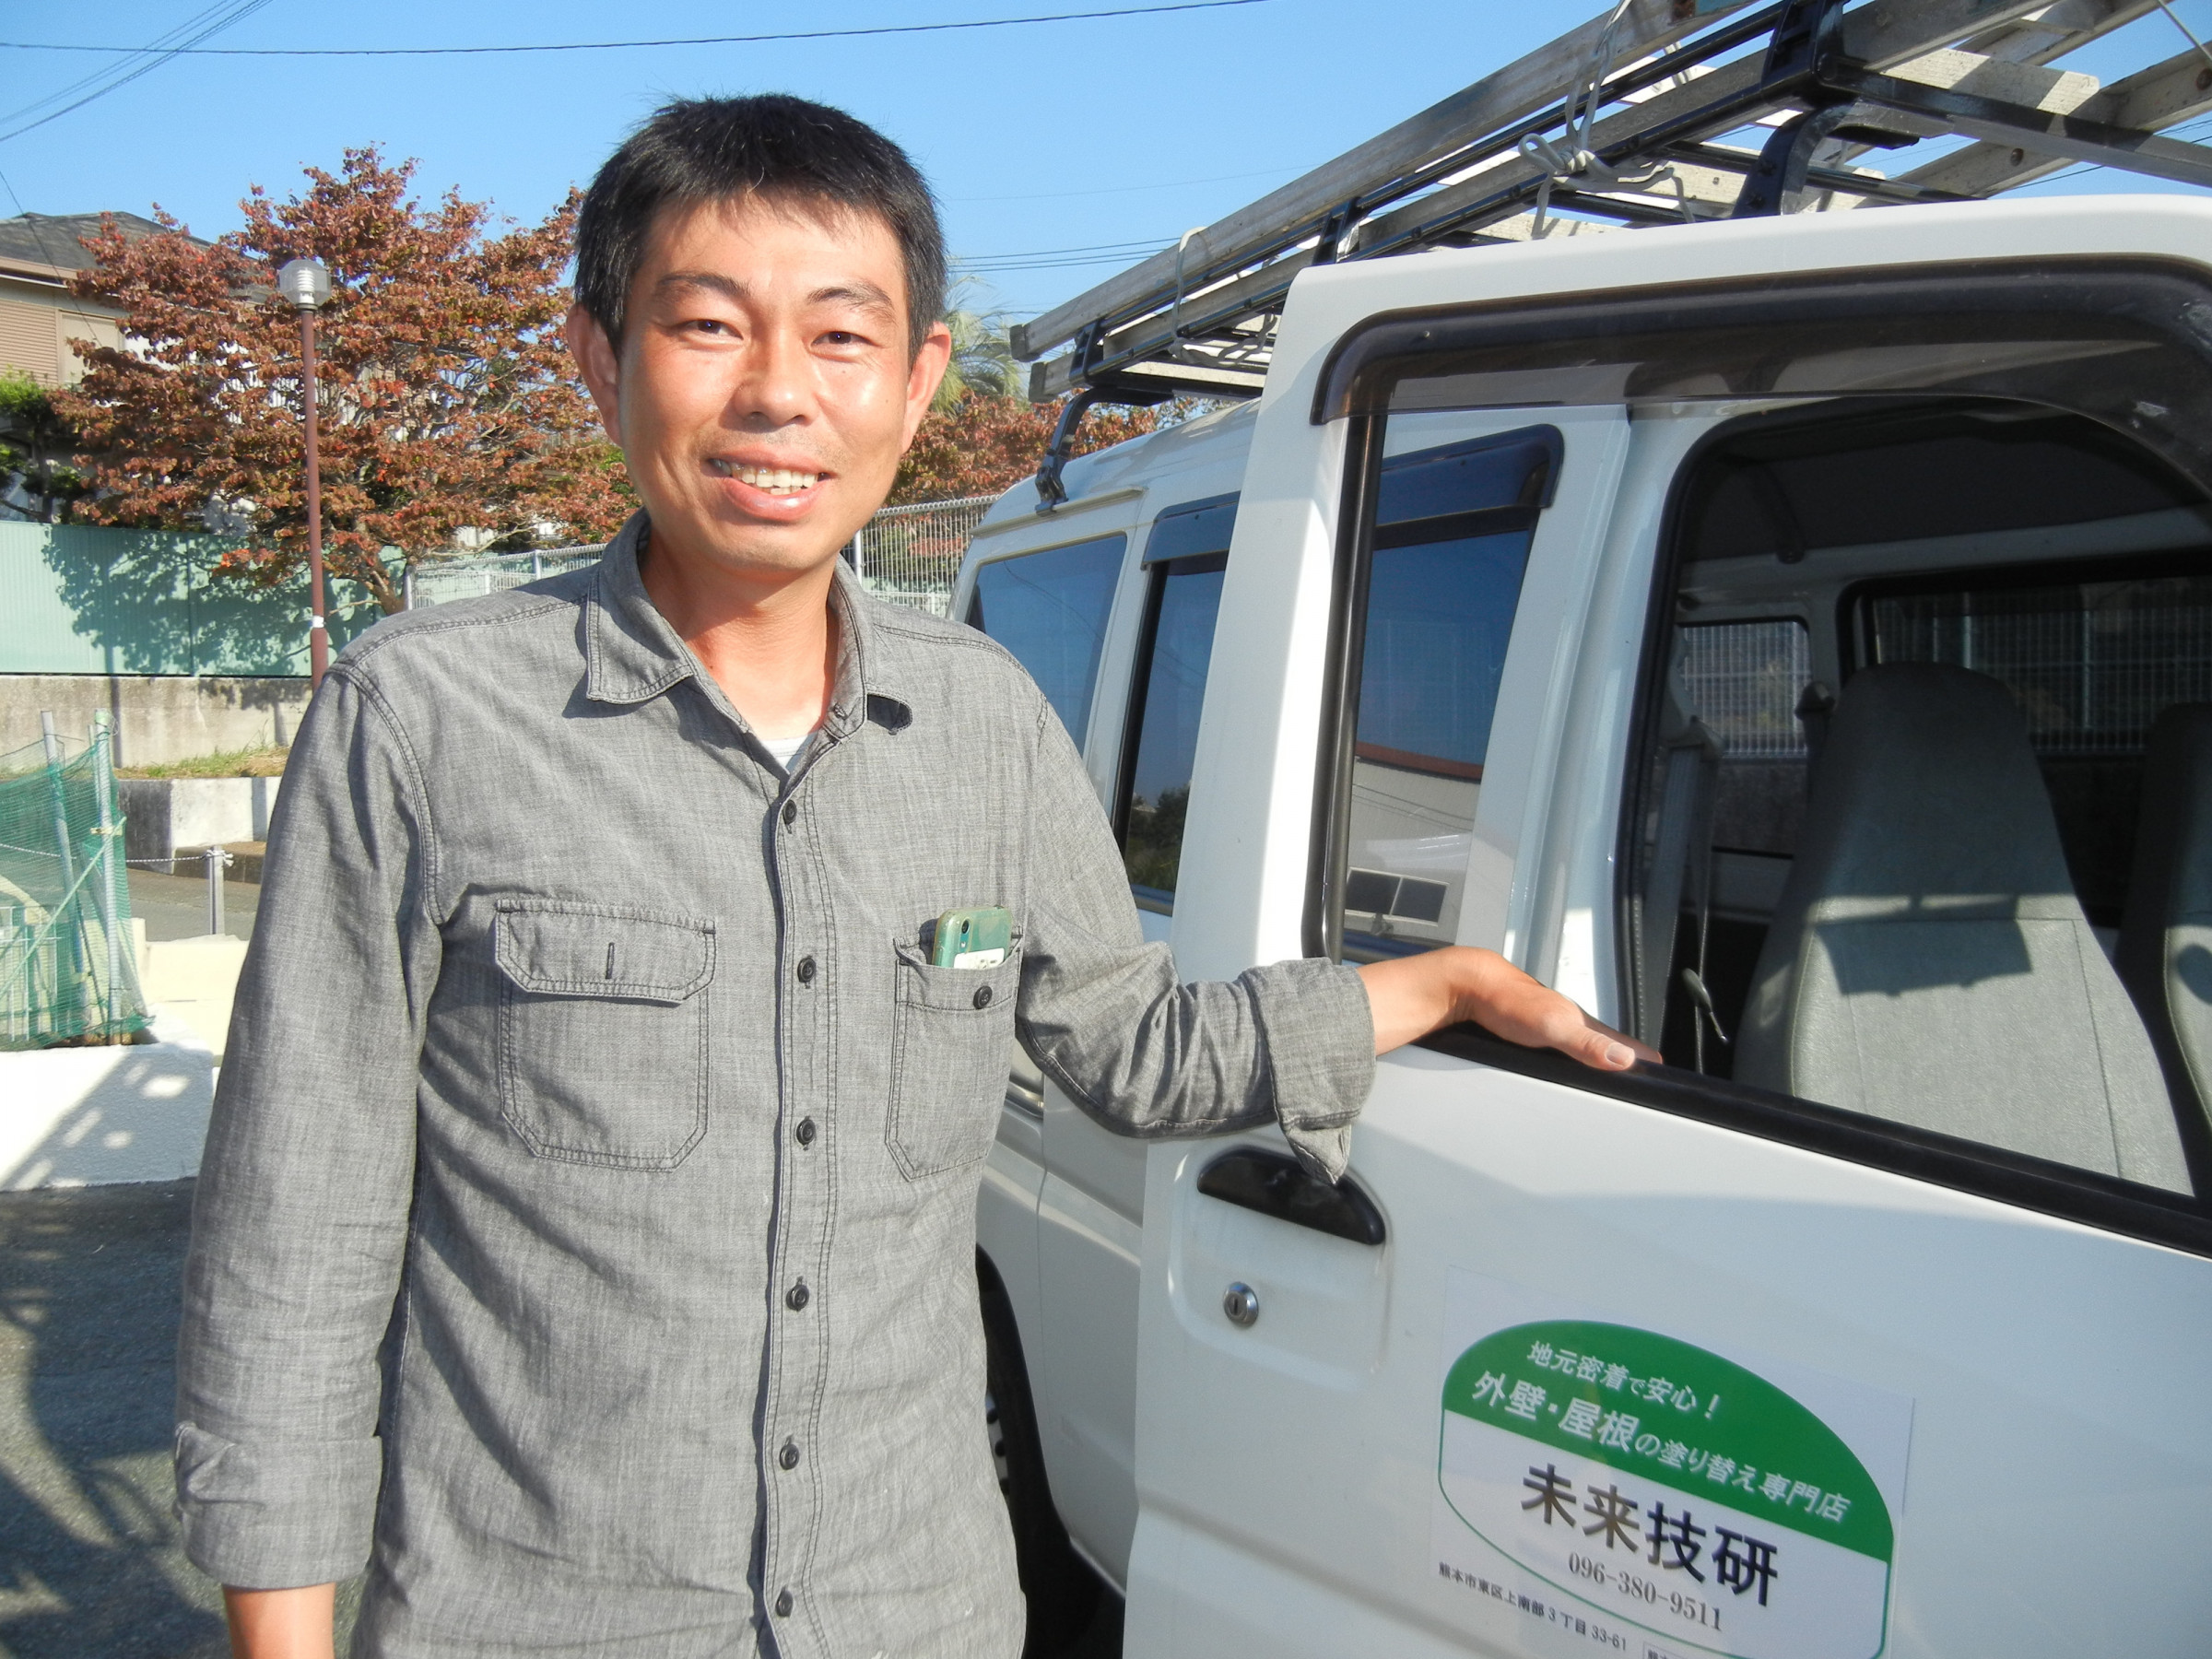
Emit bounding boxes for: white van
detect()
[956,194,2212,1659]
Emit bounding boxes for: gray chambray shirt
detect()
[175,512,1374,1658]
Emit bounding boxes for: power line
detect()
[0,0,273,146]
[0,1,1266,60]
[961,237,1179,260]
[954,236,1177,274]
[947,165,1300,203]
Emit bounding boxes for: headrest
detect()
[1798,662,2074,917]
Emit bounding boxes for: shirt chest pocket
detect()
[887,938,1024,1181]
[494,900,716,1170]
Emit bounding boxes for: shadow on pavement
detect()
[0,1180,227,1657]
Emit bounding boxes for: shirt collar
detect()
[583,511,913,741]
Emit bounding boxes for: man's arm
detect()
[176,665,438,1624]
[224,1585,336,1659]
[1012,698,1651,1180]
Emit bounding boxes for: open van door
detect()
[1127,200,2212,1659]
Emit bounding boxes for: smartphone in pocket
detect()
[930,906,1012,970]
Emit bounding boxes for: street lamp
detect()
[276,256,332,688]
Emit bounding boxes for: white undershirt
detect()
[760,731,816,772]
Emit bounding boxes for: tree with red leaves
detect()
[891,391,1160,507]
[59,147,630,615]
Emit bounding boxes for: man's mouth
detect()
[707,458,824,497]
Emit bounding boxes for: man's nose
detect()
[730,324,813,424]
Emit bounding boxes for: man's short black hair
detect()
[575,94,947,356]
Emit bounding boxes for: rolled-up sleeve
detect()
[1013,699,1374,1180]
[175,664,438,1588]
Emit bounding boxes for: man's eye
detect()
[690,319,730,335]
[821,331,864,347]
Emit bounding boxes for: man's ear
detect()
[565,302,624,447]
[900,320,955,451]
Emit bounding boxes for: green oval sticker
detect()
[1443,1319,1891,1562]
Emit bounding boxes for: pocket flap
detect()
[497,900,715,1003]
[893,936,1024,1013]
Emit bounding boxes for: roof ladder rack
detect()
[1010,0,2212,417]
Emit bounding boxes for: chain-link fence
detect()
[1680,619,1813,759]
[403,547,606,609]
[401,500,1000,620]
[0,719,147,1050]
[1868,575,2212,755]
[850,495,996,618]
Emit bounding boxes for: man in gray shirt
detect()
[181,95,1647,1658]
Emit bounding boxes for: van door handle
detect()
[1196,1147,1385,1246]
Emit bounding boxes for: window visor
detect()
[1311,259,2212,501]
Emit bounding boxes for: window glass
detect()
[1682,620,1811,760]
[1342,428,1554,956]
[1630,398,2206,1201]
[1119,497,1236,904]
[1682,618,1812,861]
[1865,574,2212,755]
[1123,563,1226,900]
[966,535,1125,747]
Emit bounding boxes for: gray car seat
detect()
[1735,663,2190,1192]
[2116,704,2212,1161]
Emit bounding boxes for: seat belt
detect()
[1638,637,1724,1054]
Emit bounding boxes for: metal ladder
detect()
[1011,0,2212,435]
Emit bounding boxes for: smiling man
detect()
[176,96,1646,1659]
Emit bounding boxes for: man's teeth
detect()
[712,461,821,494]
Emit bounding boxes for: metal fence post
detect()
[89,712,127,1039]
[205,844,227,937]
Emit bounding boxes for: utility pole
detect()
[277,257,333,688]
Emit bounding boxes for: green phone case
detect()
[931,906,1012,969]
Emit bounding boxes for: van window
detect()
[1117,497,1235,907]
[1630,400,2206,1199]
[1339,427,1558,958]
[1686,618,1812,865]
[967,535,1126,747]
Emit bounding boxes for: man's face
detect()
[568,194,950,585]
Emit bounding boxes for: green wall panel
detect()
[0,523,382,677]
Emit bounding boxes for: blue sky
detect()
[6,0,2212,324]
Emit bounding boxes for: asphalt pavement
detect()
[0,1181,229,1657]
[124,870,260,947]
[0,1180,1121,1658]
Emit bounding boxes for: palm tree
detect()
[934,282,1025,411]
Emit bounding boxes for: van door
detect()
[1032,494,1238,1583]
[1126,227,2212,1659]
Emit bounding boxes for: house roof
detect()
[0,211,178,284]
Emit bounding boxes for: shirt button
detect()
[782,799,797,828]
[795,1117,817,1147]
[971,983,994,1009]
[795,955,816,985]
[785,1281,809,1312]
[774,1589,794,1618]
[779,1439,801,1471]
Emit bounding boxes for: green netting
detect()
[0,729,147,1050]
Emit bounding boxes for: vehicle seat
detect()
[2117,704,2212,1157]
[1735,663,2190,1191]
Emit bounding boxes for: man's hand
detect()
[1358,946,1658,1069]
[224,1584,335,1659]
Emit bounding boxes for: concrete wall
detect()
[119,776,285,869]
[1,673,307,768]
